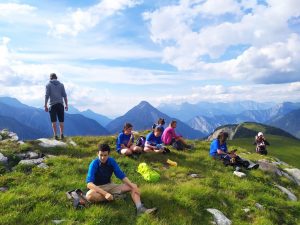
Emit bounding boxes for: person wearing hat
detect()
[44,73,68,140]
[254,132,270,155]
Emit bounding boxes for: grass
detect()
[0,135,300,225]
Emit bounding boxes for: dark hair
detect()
[157,118,165,125]
[50,73,57,80]
[170,120,177,126]
[98,143,111,153]
[217,131,229,140]
[154,126,163,133]
[123,122,133,132]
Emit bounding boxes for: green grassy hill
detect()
[228,123,300,168]
[0,133,300,225]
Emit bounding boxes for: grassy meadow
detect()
[0,133,300,225]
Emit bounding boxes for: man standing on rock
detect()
[44,73,68,140]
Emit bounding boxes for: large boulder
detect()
[207,208,232,225]
[257,159,281,175]
[284,168,300,186]
[37,138,67,148]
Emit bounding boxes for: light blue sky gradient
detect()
[0,0,300,117]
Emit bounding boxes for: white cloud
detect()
[144,0,300,84]
[49,0,142,37]
[0,3,36,17]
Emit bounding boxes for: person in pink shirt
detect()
[161,120,193,150]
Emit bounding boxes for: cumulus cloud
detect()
[0,3,36,17]
[48,0,141,37]
[144,0,300,84]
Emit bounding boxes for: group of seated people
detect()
[85,120,270,215]
[116,118,193,156]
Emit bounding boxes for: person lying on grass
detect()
[86,143,157,215]
[209,131,259,170]
[144,126,169,153]
[161,120,193,150]
[116,122,142,156]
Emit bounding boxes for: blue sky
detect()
[0,0,300,117]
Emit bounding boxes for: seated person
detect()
[116,123,142,156]
[86,143,157,215]
[144,126,167,153]
[152,118,166,133]
[210,131,259,170]
[254,132,270,155]
[161,120,193,150]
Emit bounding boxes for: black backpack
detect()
[66,189,89,209]
[136,136,146,148]
[172,140,185,151]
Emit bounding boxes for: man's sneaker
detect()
[136,205,157,215]
[60,134,64,140]
[235,166,241,172]
[54,135,59,140]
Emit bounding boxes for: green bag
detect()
[137,163,160,183]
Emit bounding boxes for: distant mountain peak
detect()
[136,101,153,109]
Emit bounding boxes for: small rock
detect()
[189,173,201,178]
[17,141,25,145]
[16,153,27,159]
[69,140,77,147]
[26,151,39,159]
[52,220,66,224]
[19,158,44,165]
[233,171,246,178]
[38,138,67,148]
[0,153,8,164]
[37,163,49,169]
[207,208,232,225]
[275,184,297,201]
[243,208,250,213]
[8,132,18,141]
[284,168,300,186]
[0,186,8,192]
[255,203,264,210]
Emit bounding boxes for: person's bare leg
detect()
[59,122,64,137]
[86,190,105,202]
[52,122,57,137]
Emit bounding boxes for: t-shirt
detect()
[116,132,133,152]
[146,131,162,146]
[209,139,228,156]
[161,127,180,145]
[86,157,126,185]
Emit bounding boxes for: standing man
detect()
[44,73,68,140]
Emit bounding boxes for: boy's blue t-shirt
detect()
[209,139,228,156]
[116,132,133,152]
[86,157,126,185]
[146,131,162,145]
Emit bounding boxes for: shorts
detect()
[98,183,125,195]
[49,103,64,122]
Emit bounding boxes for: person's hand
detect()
[44,106,48,112]
[65,105,68,111]
[105,192,113,201]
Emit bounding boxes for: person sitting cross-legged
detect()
[86,143,157,215]
[144,126,169,153]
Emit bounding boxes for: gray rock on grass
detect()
[0,153,8,164]
[38,138,67,148]
[233,171,246,178]
[19,158,44,165]
[207,208,232,225]
[0,187,8,192]
[255,203,264,210]
[284,168,300,186]
[275,184,297,201]
[26,151,39,159]
[257,159,281,175]
[37,163,49,169]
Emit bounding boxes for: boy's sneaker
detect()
[54,135,59,140]
[60,134,64,140]
[136,205,157,215]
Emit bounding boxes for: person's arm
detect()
[216,142,227,155]
[61,84,68,111]
[127,134,134,147]
[44,85,50,112]
[87,182,113,201]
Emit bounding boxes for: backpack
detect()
[66,189,89,209]
[136,136,146,148]
[172,140,185,151]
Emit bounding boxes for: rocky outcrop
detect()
[37,138,67,148]
[0,153,8,164]
[284,168,300,186]
[275,184,297,201]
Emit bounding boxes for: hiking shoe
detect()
[235,166,241,172]
[60,134,64,140]
[54,135,59,140]
[136,205,157,215]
